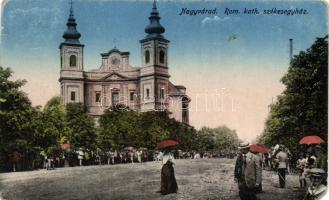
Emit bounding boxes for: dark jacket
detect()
[235,153,244,181]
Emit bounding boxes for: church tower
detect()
[59,1,85,104]
[139,0,170,111]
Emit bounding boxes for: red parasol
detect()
[156,139,179,149]
[250,144,269,154]
[299,136,325,145]
[60,143,71,151]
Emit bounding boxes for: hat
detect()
[238,142,250,150]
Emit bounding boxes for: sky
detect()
[0,0,328,142]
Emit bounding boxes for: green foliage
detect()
[260,36,328,157]
[46,145,62,157]
[42,96,68,148]
[98,107,197,151]
[0,67,45,171]
[0,67,96,171]
[0,67,240,171]
[66,103,97,151]
[0,67,30,111]
[196,126,239,152]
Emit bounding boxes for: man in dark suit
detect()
[234,142,257,200]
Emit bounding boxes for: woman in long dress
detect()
[160,152,178,195]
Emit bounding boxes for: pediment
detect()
[101,72,128,81]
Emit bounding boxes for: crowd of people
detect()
[234,142,327,200]
[39,141,327,198]
[40,148,238,170]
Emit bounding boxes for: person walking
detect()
[296,153,307,188]
[160,156,178,195]
[234,142,258,200]
[107,151,111,165]
[130,151,134,164]
[114,150,118,164]
[110,151,115,165]
[275,145,288,188]
[136,150,142,163]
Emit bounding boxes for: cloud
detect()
[201,16,229,24]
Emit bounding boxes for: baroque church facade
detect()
[59,1,190,124]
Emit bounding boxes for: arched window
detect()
[69,55,77,67]
[159,50,165,64]
[145,50,150,64]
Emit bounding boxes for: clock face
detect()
[110,56,120,67]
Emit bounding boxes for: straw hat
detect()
[238,142,250,150]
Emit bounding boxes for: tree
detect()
[98,105,142,150]
[213,126,239,150]
[98,107,198,151]
[39,96,73,158]
[260,36,328,159]
[0,67,30,111]
[0,66,39,171]
[196,126,239,153]
[66,103,97,151]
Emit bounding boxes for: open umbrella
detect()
[250,144,269,154]
[60,143,71,151]
[299,136,325,145]
[156,139,179,149]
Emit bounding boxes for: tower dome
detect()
[144,0,165,39]
[62,0,81,44]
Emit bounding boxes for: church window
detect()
[159,50,165,64]
[70,55,77,67]
[112,92,119,105]
[70,91,76,102]
[160,88,165,99]
[145,50,150,64]
[95,92,101,103]
[130,92,135,101]
[146,89,150,99]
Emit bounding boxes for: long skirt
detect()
[160,161,178,195]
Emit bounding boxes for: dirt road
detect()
[0,158,304,200]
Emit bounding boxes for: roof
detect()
[101,48,130,57]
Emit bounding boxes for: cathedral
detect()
[59,1,190,124]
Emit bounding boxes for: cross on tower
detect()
[69,0,74,15]
[153,0,156,9]
[113,38,117,49]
